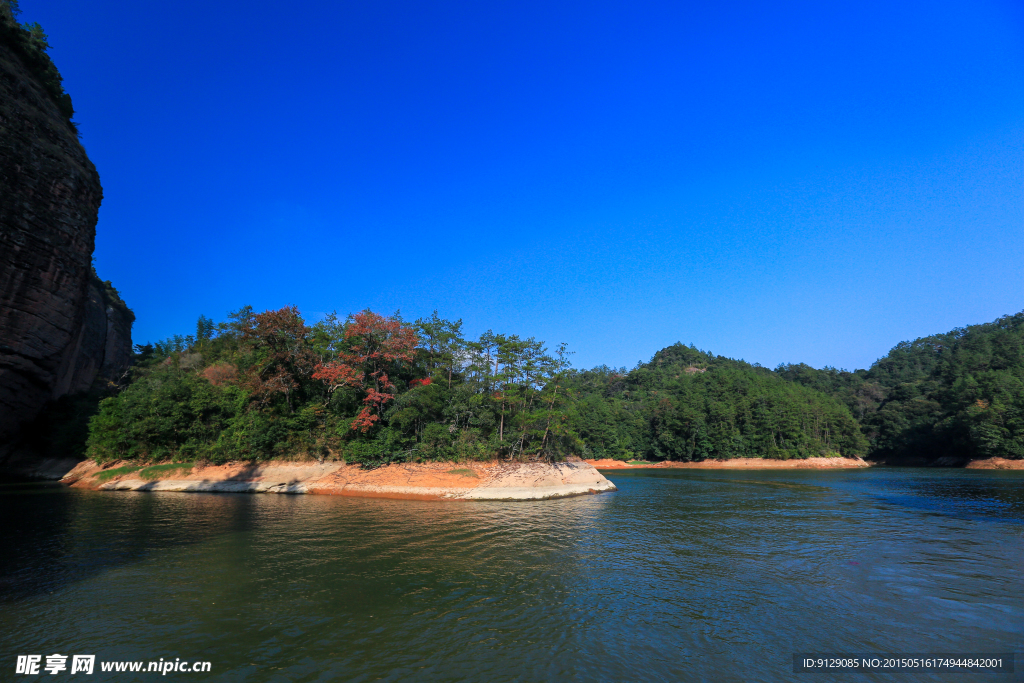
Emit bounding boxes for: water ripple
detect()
[0,469,1021,681]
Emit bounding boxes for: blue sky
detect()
[27,0,1024,370]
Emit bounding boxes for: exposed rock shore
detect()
[58,459,618,501]
[586,457,870,469]
[964,457,1024,470]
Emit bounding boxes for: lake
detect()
[1,467,1021,681]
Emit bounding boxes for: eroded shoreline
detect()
[963,457,1024,470]
[58,459,617,501]
[586,456,1024,470]
[586,456,870,470]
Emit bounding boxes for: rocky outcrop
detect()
[0,34,131,443]
[965,457,1024,470]
[63,460,619,501]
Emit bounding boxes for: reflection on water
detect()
[0,469,1021,682]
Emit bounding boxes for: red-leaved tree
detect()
[312,310,418,432]
[239,306,317,410]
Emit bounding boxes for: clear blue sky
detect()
[27,0,1024,371]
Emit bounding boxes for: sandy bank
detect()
[585,456,869,470]
[61,459,617,501]
[964,457,1024,470]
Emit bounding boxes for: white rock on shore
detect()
[78,460,617,501]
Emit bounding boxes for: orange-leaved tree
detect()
[312,310,418,432]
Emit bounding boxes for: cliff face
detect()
[0,36,131,444]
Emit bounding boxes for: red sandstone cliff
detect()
[0,31,132,444]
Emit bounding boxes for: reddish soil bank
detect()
[585,457,869,470]
[964,457,1024,470]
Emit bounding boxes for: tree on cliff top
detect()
[0,0,75,126]
[0,0,18,22]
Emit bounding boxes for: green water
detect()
[1,468,1022,681]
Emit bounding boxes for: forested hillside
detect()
[565,344,867,461]
[62,305,867,466]
[84,307,578,465]
[777,312,1024,462]
[33,306,1022,466]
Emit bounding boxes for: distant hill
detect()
[566,344,868,462]
[776,312,1024,463]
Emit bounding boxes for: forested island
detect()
[23,304,1023,469]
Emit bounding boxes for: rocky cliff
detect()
[0,27,132,445]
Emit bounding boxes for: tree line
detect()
[776,312,1024,462]
[564,343,867,461]
[86,307,576,465]
[29,306,1023,466]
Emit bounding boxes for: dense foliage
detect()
[81,306,868,465]
[566,344,867,461]
[67,305,1023,466]
[86,308,578,465]
[777,312,1024,462]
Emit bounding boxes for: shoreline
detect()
[587,456,869,470]
[963,457,1024,470]
[56,459,617,501]
[587,456,1024,470]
